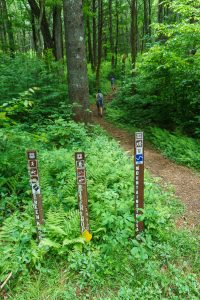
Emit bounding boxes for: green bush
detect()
[0,54,67,103]
[149,127,200,170]
[0,54,69,125]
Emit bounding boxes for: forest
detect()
[0,0,199,299]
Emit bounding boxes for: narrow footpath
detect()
[92,92,200,230]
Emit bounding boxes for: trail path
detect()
[91,91,200,230]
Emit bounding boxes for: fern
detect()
[39,207,83,254]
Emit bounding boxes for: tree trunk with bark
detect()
[0,0,15,56]
[130,0,137,69]
[142,0,151,52]
[145,0,151,34]
[28,0,53,51]
[86,15,93,66]
[115,0,119,67]
[109,0,114,68]
[148,0,151,35]
[0,0,8,52]
[63,0,90,123]
[96,0,103,88]
[53,5,63,60]
[143,0,148,36]
[92,0,97,71]
[158,0,163,23]
[30,10,38,52]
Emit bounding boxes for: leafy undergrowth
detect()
[0,120,199,299]
[148,127,200,171]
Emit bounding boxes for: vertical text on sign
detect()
[27,150,44,240]
[134,132,144,235]
[75,152,90,234]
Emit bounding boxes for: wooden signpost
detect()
[27,150,44,240]
[134,132,144,235]
[75,152,91,241]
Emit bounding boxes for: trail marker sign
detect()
[27,150,44,240]
[75,152,91,240]
[134,132,144,235]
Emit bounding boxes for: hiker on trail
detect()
[110,76,115,91]
[96,89,104,117]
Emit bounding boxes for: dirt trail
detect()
[92,92,200,230]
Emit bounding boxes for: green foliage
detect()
[0,212,45,279]
[0,0,199,298]
[0,54,69,125]
[148,127,200,170]
[0,120,90,223]
[0,87,37,127]
[0,127,39,222]
[44,118,89,148]
[107,0,200,136]
[0,120,199,298]
[41,208,84,255]
[0,207,81,280]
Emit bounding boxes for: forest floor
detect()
[91,92,200,231]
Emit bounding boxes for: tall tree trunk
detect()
[0,0,7,52]
[0,0,15,56]
[92,0,97,71]
[0,25,6,52]
[143,0,148,36]
[53,5,63,60]
[63,0,90,123]
[22,28,26,52]
[115,0,119,67]
[109,0,114,68]
[30,10,38,52]
[28,0,53,51]
[86,15,93,66]
[96,0,103,88]
[103,34,107,60]
[142,0,151,52]
[158,0,163,23]
[148,0,151,35]
[130,0,137,69]
[157,0,167,42]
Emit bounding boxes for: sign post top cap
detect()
[135,132,143,139]
[75,152,85,160]
[27,150,37,160]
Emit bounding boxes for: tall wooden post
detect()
[134,132,144,235]
[75,152,90,237]
[27,150,44,240]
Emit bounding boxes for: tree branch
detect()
[0,272,12,291]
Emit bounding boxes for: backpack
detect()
[111,77,115,84]
[97,93,103,104]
